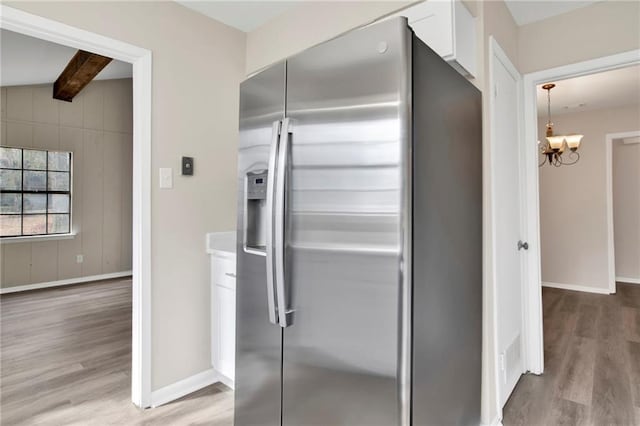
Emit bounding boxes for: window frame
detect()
[1,146,73,238]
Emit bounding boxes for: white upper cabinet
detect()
[388,0,477,77]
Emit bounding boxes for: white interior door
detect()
[490,39,525,408]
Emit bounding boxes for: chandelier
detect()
[538,83,583,167]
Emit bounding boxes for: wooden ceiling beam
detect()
[53,50,112,102]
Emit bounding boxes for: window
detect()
[0,147,72,238]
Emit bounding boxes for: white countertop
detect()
[206,231,236,256]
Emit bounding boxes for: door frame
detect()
[521,49,640,376]
[488,36,526,419]
[606,130,640,292]
[0,5,153,407]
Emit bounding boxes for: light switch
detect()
[159,167,173,189]
[182,156,194,176]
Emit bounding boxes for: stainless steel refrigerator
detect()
[235,17,482,426]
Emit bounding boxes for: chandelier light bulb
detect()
[546,135,565,151]
[565,134,583,151]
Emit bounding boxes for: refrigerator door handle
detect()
[265,120,281,325]
[275,117,293,328]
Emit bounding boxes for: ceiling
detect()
[504,0,600,26]
[536,65,640,117]
[1,29,132,87]
[174,1,603,32]
[176,1,298,32]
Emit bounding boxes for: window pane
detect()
[0,194,22,214]
[23,171,47,191]
[48,194,70,213]
[23,150,47,170]
[48,172,70,191]
[0,215,21,236]
[0,169,21,190]
[48,152,70,172]
[0,147,22,169]
[47,214,70,234]
[23,214,46,235]
[24,194,46,213]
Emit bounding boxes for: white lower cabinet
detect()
[211,253,236,389]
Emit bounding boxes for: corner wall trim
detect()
[0,271,132,294]
[150,368,220,408]
[617,276,640,285]
[542,281,611,295]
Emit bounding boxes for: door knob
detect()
[518,240,529,251]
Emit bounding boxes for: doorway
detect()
[0,5,152,408]
[608,129,640,291]
[501,54,640,425]
[521,50,640,377]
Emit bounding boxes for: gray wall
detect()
[539,105,640,290]
[0,79,133,288]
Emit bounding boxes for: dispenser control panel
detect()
[247,171,268,200]
[244,169,268,253]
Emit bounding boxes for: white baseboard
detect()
[481,414,503,426]
[542,281,610,294]
[617,276,640,285]
[0,271,132,294]
[151,368,220,408]
[216,371,234,390]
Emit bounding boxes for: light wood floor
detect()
[503,283,640,425]
[0,279,234,425]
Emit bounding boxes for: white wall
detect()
[518,0,640,74]
[613,138,640,282]
[1,79,133,288]
[4,1,246,391]
[539,105,640,291]
[245,1,412,75]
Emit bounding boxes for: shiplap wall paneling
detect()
[0,79,133,288]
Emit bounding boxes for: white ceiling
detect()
[176,1,298,32]
[1,29,132,87]
[174,0,603,32]
[504,0,601,26]
[536,65,640,116]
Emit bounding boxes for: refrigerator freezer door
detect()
[282,19,411,426]
[235,62,286,426]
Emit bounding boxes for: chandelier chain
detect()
[547,86,551,129]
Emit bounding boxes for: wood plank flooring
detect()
[0,279,234,425]
[7,278,638,425]
[503,283,640,425]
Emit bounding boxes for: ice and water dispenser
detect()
[244,170,268,253]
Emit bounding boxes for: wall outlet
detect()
[76,254,84,264]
